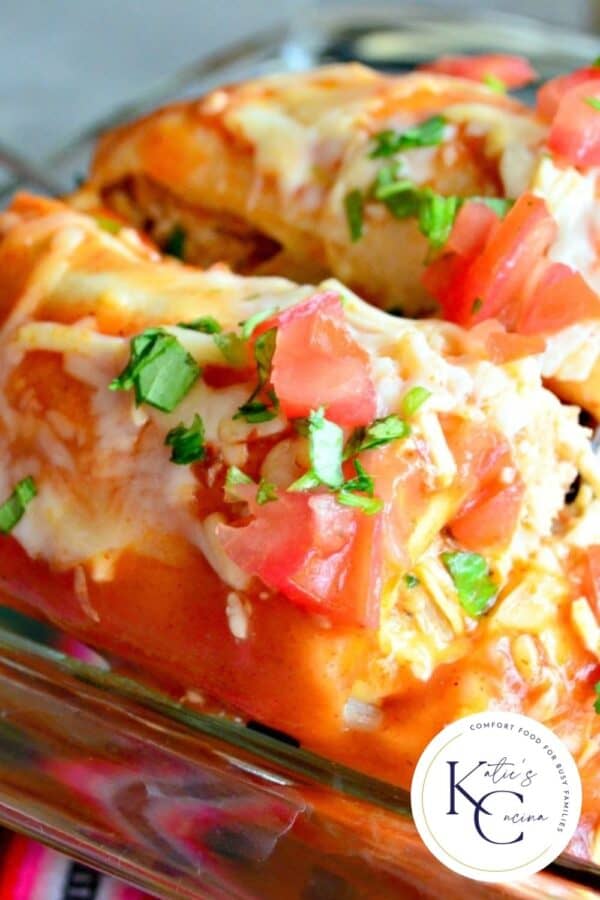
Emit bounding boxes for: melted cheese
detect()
[223,65,377,196]
[542,322,600,382]
[499,143,538,198]
[572,597,600,659]
[531,156,600,292]
[445,103,546,158]
[56,266,314,331]
[17,322,125,360]
[0,199,598,693]
[227,104,314,195]
[416,411,456,488]
[225,591,250,640]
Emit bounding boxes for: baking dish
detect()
[0,615,597,899]
[1,6,600,897]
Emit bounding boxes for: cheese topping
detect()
[531,156,600,293]
[227,104,315,195]
[445,103,546,158]
[542,322,600,383]
[0,200,598,689]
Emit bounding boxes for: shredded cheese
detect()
[225,591,250,640]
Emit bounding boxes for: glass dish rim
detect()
[0,621,598,891]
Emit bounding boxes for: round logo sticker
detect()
[410,711,582,883]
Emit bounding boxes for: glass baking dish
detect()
[1,5,599,896]
[0,616,596,900]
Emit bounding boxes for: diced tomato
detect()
[537,66,600,121]
[462,194,556,328]
[517,263,600,334]
[220,493,312,585]
[421,251,471,317]
[425,194,557,329]
[480,323,546,363]
[583,547,600,614]
[446,201,500,258]
[449,477,524,551]
[255,291,343,336]
[547,80,600,168]
[359,444,431,567]
[264,292,377,426]
[420,54,537,88]
[442,417,508,495]
[567,546,600,615]
[422,201,501,319]
[426,194,599,339]
[218,492,381,627]
[441,416,524,552]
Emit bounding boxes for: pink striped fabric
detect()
[0,833,151,900]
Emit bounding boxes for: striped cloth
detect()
[0,833,149,900]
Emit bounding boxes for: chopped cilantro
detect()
[165,414,205,465]
[257,479,278,505]
[341,459,374,496]
[372,166,513,249]
[287,471,321,492]
[234,401,277,424]
[289,410,344,487]
[442,551,498,617]
[234,326,278,423]
[290,413,407,513]
[417,189,460,248]
[226,466,253,488]
[95,216,121,234]
[387,190,423,221]
[289,455,383,514]
[483,74,506,93]
[337,490,383,515]
[0,476,37,534]
[240,307,278,339]
[307,408,345,489]
[177,316,222,334]
[224,466,253,500]
[373,168,415,201]
[344,189,364,242]
[404,573,419,589]
[594,56,600,68]
[254,327,277,386]
[402,386,431,418]
[349,415,411,455]
[110,328,200,412]
[370,116,446,158]
[372,169,460,247]
[163,225,186,259]
[594,682,600,714]
[471,297,483,314]
[213,332,248,367]
[370,131,403,158]
[373,167,420,217]
[585,97,600,111]
[337,460,382,515]
[112,329,161,390]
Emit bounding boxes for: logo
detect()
[410,711,581,882]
